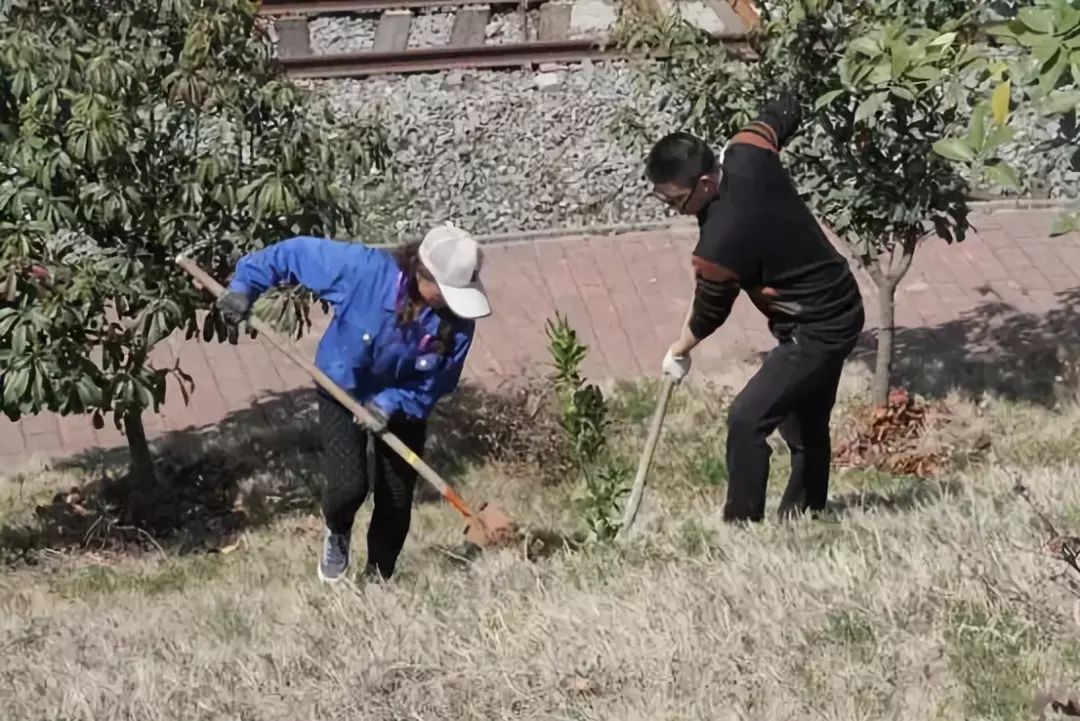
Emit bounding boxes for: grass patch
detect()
[4,368,1080,719]
[945,602,1040,721]
[51,554,226,599]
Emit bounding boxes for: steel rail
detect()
[277,35,750,77]
[258,0,542,14]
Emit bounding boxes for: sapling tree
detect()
[789,16,984,405]
[544,312,630,541]
[0,0,389,483]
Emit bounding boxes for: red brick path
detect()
[3,208,1076,471]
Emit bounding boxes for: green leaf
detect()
[928,31,957,48]
[984,123,1017,152]
[907,65,941,82]
[3,366,31,407]
[867,61,892,85]
[849,36,881,57]
[1043,90,1080,115]
[890,86,916,102]
[968,103,987,151]
[991,80,1011,125]
[1050,212,1080,237]
[855,92,888,123]
[814,89,846,111]
[11,325,28,356]
[1039,53,1069,96]
[0,309,19,339]
[1018,7,1054,34]
[932,138,976,163]
[76,377,103,407]
[983,162,1021,190]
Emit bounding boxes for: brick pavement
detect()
[3,207,1077,471]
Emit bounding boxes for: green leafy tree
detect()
[793,17,985,405]
[0,0,389,482]
[936,0,1080,234]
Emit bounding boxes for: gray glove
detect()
[357,401,389,434]
[216,291,251,327]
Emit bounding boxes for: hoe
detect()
[176,255,516,549]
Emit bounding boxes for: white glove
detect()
[662,347,691,382]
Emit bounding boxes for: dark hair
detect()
[392,242,454,357]
[645,132,717,187]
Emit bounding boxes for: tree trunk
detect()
[869,235,919,407]
[123,410,158,484]
[872,281,897,407]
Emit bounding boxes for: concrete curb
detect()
[371,217,695,249]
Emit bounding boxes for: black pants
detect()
[723,335,856,522]
[317,388,426,579]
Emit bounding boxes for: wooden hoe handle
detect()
[617,376,676,540]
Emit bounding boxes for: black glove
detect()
[358,401,389,434]
[216,291,251,327]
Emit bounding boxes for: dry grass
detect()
[4,361,1080,720]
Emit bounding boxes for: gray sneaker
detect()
[317,529,350,583]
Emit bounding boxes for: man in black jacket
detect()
[646,94,865,523]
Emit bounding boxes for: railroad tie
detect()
[538,1,573,41]
[373,9,414,52]
[449,5,491,47]
[275,16,312,58]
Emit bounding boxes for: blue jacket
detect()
[227,236,475,421]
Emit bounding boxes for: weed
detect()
[695,455,728,486]
[945,601,1038,721]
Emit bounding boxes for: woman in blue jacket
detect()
[215,223,491,583]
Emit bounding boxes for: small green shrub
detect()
[577,462,632,542]
[545,312,610,470]
[544,312,627,542]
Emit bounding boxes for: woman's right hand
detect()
[216,291,251,327]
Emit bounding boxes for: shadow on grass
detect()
[827,476,964,516]
[2,378,568,565]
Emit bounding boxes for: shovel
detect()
[175,255,516,548]
[617,376,676,541]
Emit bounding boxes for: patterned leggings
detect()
[316,388,426,579]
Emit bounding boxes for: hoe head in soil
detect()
[463,502,518,547]
[441,506,585,565]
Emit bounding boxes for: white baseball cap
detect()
[418,222,491,320]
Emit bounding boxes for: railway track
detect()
[258,0,757,77]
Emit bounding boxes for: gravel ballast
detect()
[314,62,680,241]
[305,63,1076,244]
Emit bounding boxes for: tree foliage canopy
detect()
[0,0,389,432]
